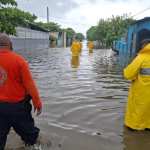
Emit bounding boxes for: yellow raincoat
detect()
[88,41,94,53]
[88,41,94,49]
[71,41,80,56]
[124,43,150,130]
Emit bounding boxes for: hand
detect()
[34,107,42,116]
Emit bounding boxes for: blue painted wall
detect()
[113,18,150,57]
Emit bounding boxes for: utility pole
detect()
[47,6,49,23]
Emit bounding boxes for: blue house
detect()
[113,17,150,56]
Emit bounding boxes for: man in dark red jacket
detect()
[0,33,42,150]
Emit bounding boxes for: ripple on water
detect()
[17,48,133,149]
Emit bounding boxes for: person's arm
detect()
[20,59,42,115]
[71,45,73,52]
[71,43,74,52]
[124,55,143,80]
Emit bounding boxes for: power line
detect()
[37,15,89,26]
[131,6,150,18]
[39,6,150,26]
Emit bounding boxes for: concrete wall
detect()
[11,38,49,50]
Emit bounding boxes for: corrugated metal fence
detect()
[10,27,50,50]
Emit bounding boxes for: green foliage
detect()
[0,0,37,35]
[0,0,17,7]
[86,14,134,48]
[0,0,82,37]
[64,28,75,39]
[75,33,85,41]
[86,26,97,41]
[36,22,61,32]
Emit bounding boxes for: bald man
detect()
[0,33,42,150]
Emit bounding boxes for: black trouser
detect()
[0,96,40,150]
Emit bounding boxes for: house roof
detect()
[131,17,150,25]
[27,23,49,32]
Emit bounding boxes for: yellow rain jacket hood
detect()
[124,43,150,130]
[71,41,80,56]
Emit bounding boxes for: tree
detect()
[64,28,76,39]
[36,22,61,32]
[106,15,133,47]
[0,0,81,37]
[86,14,134,48]
[86,26,97,41]
[95,19,108,47]
[75,33,85,41]
[0,0,37,35]
[0,0,17,7]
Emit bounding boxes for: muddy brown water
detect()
[8,43,150,150]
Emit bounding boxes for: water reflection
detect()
[71,56,80,68]
[15,46,147,150]
[89,49,93,54]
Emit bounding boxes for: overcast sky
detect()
[16,0,150,34]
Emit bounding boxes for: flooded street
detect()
[14,42,150,150]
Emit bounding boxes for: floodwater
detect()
[16,41,150,150]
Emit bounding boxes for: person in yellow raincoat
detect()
[124,39,150,130]
[88,41,94,53]
[70,40,80,68]
[71,40,80,57]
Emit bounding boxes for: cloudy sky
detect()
[16,0,150,34]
